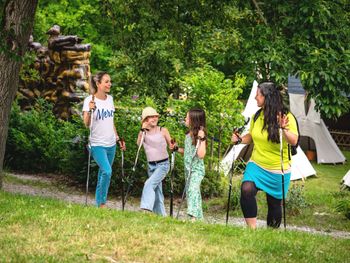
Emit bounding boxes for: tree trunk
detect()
[0,0,38,189]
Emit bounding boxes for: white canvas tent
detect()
[220,80,316,181]
[341,170,350,189]
[288,76,346,164]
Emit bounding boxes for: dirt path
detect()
[3,172,350,239]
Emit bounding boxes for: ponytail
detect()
[89,71,108,94]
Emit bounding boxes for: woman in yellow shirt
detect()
[232,81,298,229]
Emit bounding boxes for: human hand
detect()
[170,139,178,152]
[278,113,289,130]
[89,100,96,111]
[198,129,205,139]
[231,130,242,145]
[141,120,150,130]
[119,139,126,151]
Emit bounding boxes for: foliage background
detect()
[5,0,350,195]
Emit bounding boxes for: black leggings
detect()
[240,181,282,228]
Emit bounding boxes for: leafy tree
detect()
[236,0,350,118]
[0,0,38,189]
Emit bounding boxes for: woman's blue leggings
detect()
[91,145,116,207]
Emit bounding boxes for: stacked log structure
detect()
[17,25,91,119]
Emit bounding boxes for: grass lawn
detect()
[0,191,349,262]
[206,151,350,232]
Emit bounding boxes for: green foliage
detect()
[228,183,241,212]
[286,183,308,216]
[336,199,350,220]
[167,65,245,148]
[18,51,41,82]
[334,190,350,220]
[33,0,350,118]
[237,0,350,118]
[5,100,88,178]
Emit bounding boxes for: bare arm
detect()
[161,127,172,147]
[83,111,92,127]
[197,129,206,159]
[137,130,144,146]
[282,128,298,146]
[113,125,120,141]
[83,99,96,127]
[231,133,252,145]
[197,140,206,159]
[177,147,184,155]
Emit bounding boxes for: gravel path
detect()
[3,173,350,239]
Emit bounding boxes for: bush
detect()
[5,100,88,180]
[286,183,308,216]
[336,199,350,220]
[334,190,350,220]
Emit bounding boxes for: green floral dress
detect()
[184,134,205,219]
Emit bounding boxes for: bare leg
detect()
[244,217,257,229]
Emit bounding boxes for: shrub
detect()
[334,190,350,220]
[286,183,308,216]
[336,199,350,220]
[5,100,88,179]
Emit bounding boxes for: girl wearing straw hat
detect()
[137,106,174,216]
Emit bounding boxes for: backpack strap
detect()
[253,108,263,123]
[287,113,300,160]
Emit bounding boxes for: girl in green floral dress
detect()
[173,108,206,221]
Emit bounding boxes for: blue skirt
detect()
[242,162,291,199]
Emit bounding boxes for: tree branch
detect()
[251,0,268,25]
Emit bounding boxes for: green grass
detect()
[0,191,349,263]
[3,151,350,235]
[206,151,350,231]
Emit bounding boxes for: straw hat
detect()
[141,107,159,122]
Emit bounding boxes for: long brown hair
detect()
[187,108,206,145]
[89,71,109,94]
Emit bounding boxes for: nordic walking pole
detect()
[85,95,95,206]
[124,130,146,206]
[279,126,286,229]
[226,132,239,225]
[176,127,203,219]
[170,139,176,217]
[120,137,126,211]
[225,119,249,225]
[133,130,146,172]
